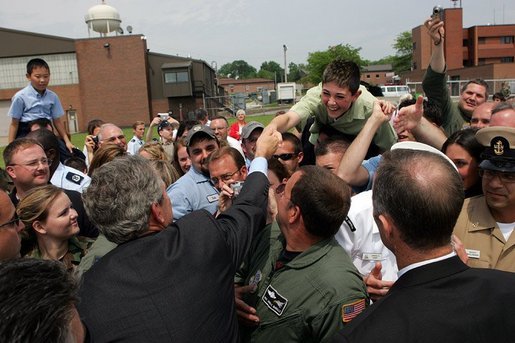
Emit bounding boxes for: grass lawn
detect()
[0,114,276,168]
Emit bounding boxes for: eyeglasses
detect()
[0,213,20,229]
[102,135,126,143]
[8,158,50,170]
[272,153,298,161]
[211,169,240,185]
[479,169,515,183]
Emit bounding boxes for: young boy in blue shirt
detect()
[8,58,74,152]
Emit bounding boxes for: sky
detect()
[1,0,513,70]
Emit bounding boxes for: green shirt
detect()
[422,65,469,136]
[236,222,369,343]
[25,236,93,272]
[290,83,397,151]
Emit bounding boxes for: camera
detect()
[432,5,444,21]
[230,181,244,197]
[158,113,170,121]
[92,136,99,145]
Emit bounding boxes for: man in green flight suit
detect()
[235,165,369,343]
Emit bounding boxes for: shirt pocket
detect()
[254,310,304,341]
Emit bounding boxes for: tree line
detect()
[217,31,412,85]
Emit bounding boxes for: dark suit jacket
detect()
[333,256,515,343]
[78,172,269,343]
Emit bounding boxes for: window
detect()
[376,74,380,78]
[366,75,370,78]
[478,37,486,44]
[463,39,468,46]
[164,71,189,84]
[501,36,514,44]
[501,57,514,63]
[478,58,486,65]
[412,42,416,51]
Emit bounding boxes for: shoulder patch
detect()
[342,299,366,323]
[66,172,84,185]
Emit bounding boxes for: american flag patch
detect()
[341,299,366,323]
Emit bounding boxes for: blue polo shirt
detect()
[8,84,64,122]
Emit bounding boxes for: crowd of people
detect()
[1,15,515,343]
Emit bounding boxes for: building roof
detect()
[363,64,393,72]
[218,78,274,85]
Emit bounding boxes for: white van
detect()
[380,85,410,97]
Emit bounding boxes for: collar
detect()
[272,234,339,270]
[28,84,46,97]
[467,196,498,232]
[397,251,456,279]
[187,166,211,184]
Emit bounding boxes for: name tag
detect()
[465,249,481,259]
[362,253,383,261]
[207,194,219,203]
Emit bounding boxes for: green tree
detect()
[392,31,412,74]
[257,61,283,81]
[218,60,257,79]
[287,62,306,83]
[305,44,365,84]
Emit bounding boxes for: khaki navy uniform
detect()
[453,195,515,272]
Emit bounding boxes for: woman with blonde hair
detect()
[138,141,169,161]
[149,159,181,187]
[17,185,92,271]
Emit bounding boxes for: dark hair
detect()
[28,118,53,131]
[0,258,78,343]
[86,119,105,135]
[26,129,60,159]
[315,136,350,157]
[322,59,361,95]
[195,108,208,121]
[281,132,302,154]
[461,79,489,100]
[290,165,351,238]
[442,127,483,164]
[268,158,290,181]
[373,149,464,250]
[26,58,49,75]
[492,92,506,102]
[173,138,188,177]
[64,156,88,174]
[208,146,245,170]
[176,120,200,140]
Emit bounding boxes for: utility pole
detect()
[283,44,288,83]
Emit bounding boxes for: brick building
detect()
[218,78,275,95]
[0,27,221,138]
[361,64,395,85]
[404,7,515,86]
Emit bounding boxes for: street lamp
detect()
[283,44,288,83]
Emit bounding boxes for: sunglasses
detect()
[272,153,298,161]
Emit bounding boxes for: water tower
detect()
[85,0,122,37]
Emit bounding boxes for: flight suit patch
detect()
[342,299,366,323]
[262,285,288,316]
[66,172,84,185]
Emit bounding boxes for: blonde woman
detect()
[138,141,169,161]
[17,185,92,271]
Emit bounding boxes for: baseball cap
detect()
[184,125,217,147]
[157,120,172,132]
[476,126,515,173]
[391,141,458,172]
[241,121,264,140]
